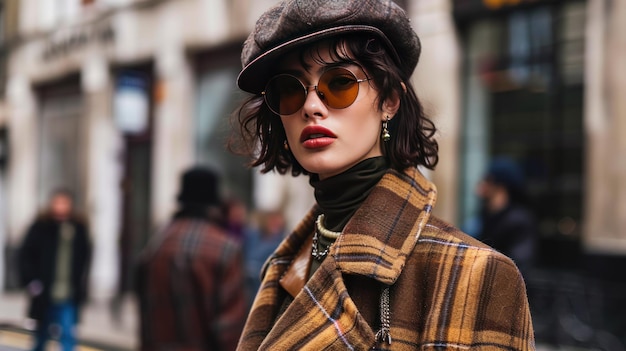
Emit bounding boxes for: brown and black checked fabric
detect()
[137,218,247,351]
[237,167,535,350]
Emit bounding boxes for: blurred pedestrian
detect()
[476,157,538,276]
[18,188,92,351]
[242,209,285,308]
[229,0,535,349]
[222,197,249,242]
[135,166,246,351]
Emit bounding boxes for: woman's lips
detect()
[300,125,336,149]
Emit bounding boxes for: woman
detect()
[231,0,535,350]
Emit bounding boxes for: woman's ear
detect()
[382,88,402,119]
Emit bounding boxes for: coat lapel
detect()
[258,255,376,350]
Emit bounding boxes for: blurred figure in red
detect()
[135,166,246,351]
[18,188,92,351]
[476,157,538,276]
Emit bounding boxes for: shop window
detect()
[194,47,252,206]
[458,2,586,268]
[37,76,85,209]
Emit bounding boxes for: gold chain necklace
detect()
[311,214,342,261]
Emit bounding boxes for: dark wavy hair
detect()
[229,34,438,176]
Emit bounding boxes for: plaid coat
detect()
[136,217,247,351]
[237,168,535,350]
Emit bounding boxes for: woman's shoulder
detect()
[408,215,529,302]
[421,216,490,247]
[417,215,519,268]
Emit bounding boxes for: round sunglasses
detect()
[262,67,372,116]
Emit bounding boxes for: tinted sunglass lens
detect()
[319,68,359,109]
[265,75,305,115]
[264,68,364,115]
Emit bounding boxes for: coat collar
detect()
[331,167,437,284]
[267,167,437,285]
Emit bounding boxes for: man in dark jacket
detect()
[135,166,246,351]
[18,189,92,351]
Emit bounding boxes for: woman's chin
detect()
[297,157,333,175]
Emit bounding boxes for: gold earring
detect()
[382,116,391,142]
[284,140,290,150]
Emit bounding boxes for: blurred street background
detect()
[0,0,625,349]
[0,292,136,350]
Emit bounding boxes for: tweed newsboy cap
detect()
[237,0,421,94]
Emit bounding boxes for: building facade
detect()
[1,0,314,298]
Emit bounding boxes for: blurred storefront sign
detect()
[41,22,114,62]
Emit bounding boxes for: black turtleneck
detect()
[310,156,389,232]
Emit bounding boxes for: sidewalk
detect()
[0,291,137,351]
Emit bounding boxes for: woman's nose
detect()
[301,86,327,118]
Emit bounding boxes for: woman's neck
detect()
[310,156,389,232]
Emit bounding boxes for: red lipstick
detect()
[300,125,336,149]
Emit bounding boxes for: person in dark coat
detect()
[477,157,539,276]
[18,188,92,351]
[135,166,246,351]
